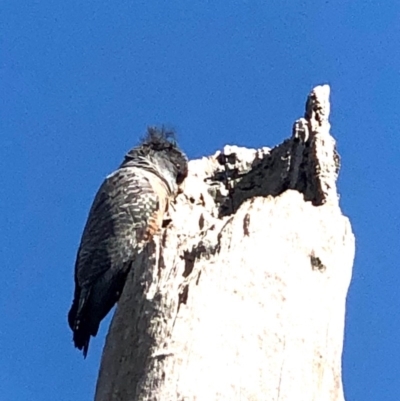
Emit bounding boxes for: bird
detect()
[68,127,188,357]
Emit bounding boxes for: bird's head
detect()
[122,127,188,192]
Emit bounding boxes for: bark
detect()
[95,85,355,401]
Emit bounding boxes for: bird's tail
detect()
[68,289,98,358]
[72,324,91,358]
[68,267,131,357]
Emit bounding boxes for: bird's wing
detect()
[75,168,163,287]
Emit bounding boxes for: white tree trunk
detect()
[95,85,355,401]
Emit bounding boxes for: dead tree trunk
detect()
[95,85,355,401]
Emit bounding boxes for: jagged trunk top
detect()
[94,85,354,401]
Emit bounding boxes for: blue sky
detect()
[1,1,399,400]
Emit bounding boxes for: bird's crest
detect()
[141,126,178,151]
